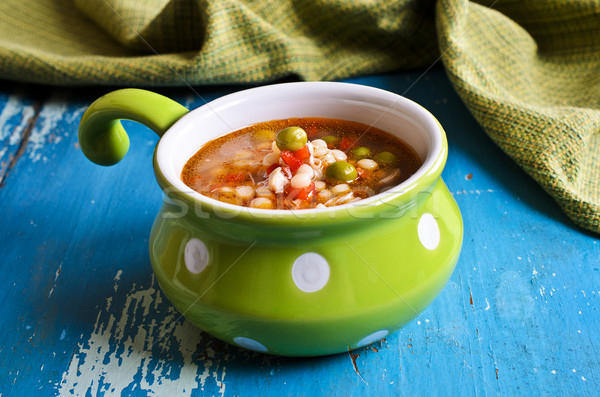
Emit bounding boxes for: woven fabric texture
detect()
[0,0,598,233]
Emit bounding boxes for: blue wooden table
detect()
[1,66,598,396]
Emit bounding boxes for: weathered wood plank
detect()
[0,85,41,185]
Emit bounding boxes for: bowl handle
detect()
[78,89,189,166]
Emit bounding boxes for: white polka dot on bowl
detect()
[357,330,389,348]
[184,238,209,274]
[233,336,268,353]
[418,213,440,250]
[292,252,330,293]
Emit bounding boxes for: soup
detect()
[181,117,422,210]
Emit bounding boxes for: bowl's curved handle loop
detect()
[78,89,189,166]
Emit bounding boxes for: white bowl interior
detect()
[157,82,443,207]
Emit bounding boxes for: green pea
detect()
[350,146,371,160]
[373,151,397,166]
[321,135,340,147]
[276,127,307,152]
[325,161,358,182]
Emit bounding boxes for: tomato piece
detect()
[299,182,316,200]
[288,182,316,201]
[280,150,303,172]
[266,163,279,175]
[339,137,356,151]
[293,145,311,161]
[224,173,246,183]
[356,167,366,179]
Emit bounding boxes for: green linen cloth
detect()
[0,0,598,233]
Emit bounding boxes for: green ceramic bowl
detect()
[78,82,463,356]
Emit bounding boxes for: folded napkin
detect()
[0,0,598,233]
